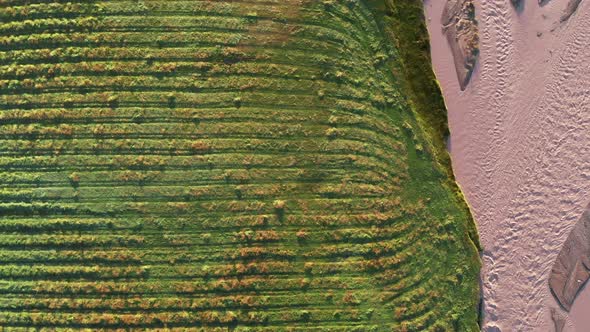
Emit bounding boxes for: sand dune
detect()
[549,202,590,312]
[425,0,590,330]
[561,0,583,22]
[441,0,479,90]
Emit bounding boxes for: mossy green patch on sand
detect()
[0,1,480,330]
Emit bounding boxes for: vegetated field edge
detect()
[370,0,481,251]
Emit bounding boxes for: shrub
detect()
[201,233,211,244]
[342,291,361,305]
[273,200,286,221]
[191,141,210,154]
[68,172,80,187]
[233,97,242,108]
[107,95,119,108]
[273,200,286,210]
[167,93,176,108]
[325,290,335,302]
[299,278,310,290]
[299,310,311,321]
[325,127,338,140]
[296,229,309,241]
[235,186,243,200]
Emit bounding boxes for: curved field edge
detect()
[370,0,480,248]
[371,0,481,260]
[369,0,482,326]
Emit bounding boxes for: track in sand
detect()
[426,0,590,330]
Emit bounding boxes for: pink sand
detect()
[424,0,590,330]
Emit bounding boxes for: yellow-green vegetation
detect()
[372,0,481,251]
[0,0,480,331]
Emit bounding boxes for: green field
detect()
[0,1,480,330]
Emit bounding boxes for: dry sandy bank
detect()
[424,0,590,330]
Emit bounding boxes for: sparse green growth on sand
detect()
[0,0,480,330]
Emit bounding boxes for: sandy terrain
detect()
[424,0,590,330]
